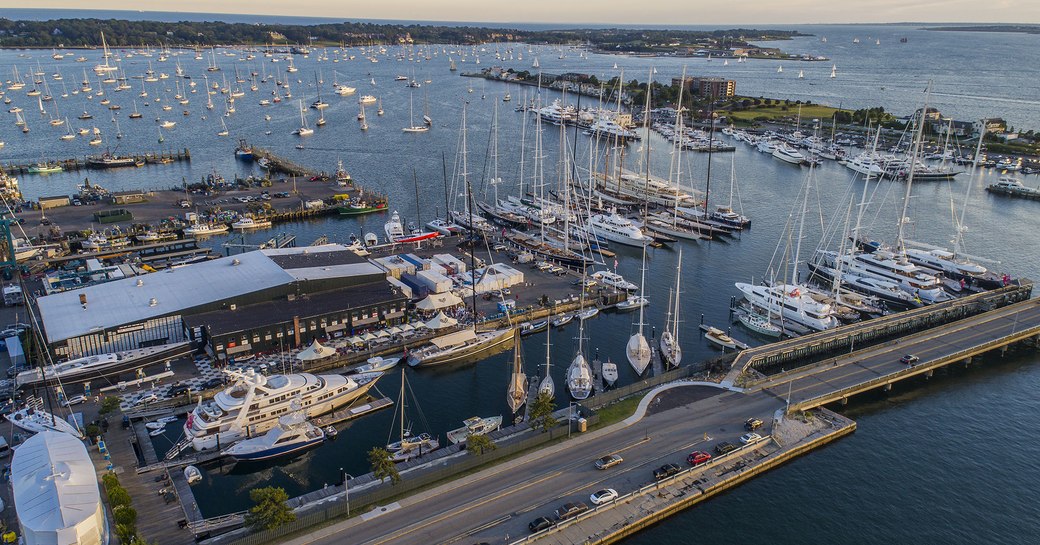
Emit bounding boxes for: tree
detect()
[99,396,121,415]
[113,505,137,527]
[107,487,132,508]
[368,447,400,485]
[244,486,296,531]
[529,392,558,432]
[466,433,496,455]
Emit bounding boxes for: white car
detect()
[739,432,763,445]
[62,394,86,407]
[590,488,618,505]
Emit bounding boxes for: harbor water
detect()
[2,21,1040,537]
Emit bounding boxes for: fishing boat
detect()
[337,195,388,216]
[704,327,738,350]
[231,217,272,230]
[183,223,229,236]
[446,415,502,445]
[737,310,783,338]
[221,408,325,461]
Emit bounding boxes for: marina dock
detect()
[311,395,393,427]
[3,148,191,175]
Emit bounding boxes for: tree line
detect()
[0,17,803,48]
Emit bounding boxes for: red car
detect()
[687,451,712,466]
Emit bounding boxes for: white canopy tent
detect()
[415,292,464,312]
[423,311,459,330]
[12,431,107,545]
[296,339,337,361]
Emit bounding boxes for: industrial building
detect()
[36,244,404,359]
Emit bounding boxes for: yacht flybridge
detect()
[178,368,381,453]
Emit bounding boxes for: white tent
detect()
[347,336,365,346]
[296,339,337,361]
[374,329,391,338]
[361,332,377,341]
[12,431,106,545]
[415,292,464,312]
[386,326,403,335]
[423,311,459,330]
[400,323,416,332]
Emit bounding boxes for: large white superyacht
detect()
[180,368,381,452]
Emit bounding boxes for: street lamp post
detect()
[568,402,577,439]
[341,469,352,517]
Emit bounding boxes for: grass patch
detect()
[592,395,644,428]
[725,104,843,122]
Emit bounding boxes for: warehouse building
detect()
[36,244,401,359]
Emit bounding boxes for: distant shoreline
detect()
[922,25,1040,34]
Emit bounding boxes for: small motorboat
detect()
[601,359,619,387]
[324,425,339,439]
[352,355,400,374]
[551,314,573,328]
[705,327,738,350]
[148,425,167,437]
[520,320,548,336]
[184,465,202,485]
[737,311,782,338]
[615,295,648,311]
[578,308,599,321]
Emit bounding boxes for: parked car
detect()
[653,463,682,481]
[528,516,553,533]
[590,488,618,505]
[595,454,624,470]
[687,451,712,466]
[744,418,764,431]
[134,393,158,406]
[740,432,763,445]
[201,377,224,389]
[900,354,920,365]
[62,394,86,407]
[715,441,737,455]
[554,501,589,520]
[168,384,191,397]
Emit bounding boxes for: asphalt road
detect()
[756,298,1040,407]
[301,386,783,545]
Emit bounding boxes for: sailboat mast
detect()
[673,247,682,339]
[896,83,932,254]
[953,130,986,254]
[703,87,717,212]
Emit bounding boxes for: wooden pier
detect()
[3,148,191,175]
[249,145,319,177]
[311,396,393,427]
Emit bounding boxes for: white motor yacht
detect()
[221,410,325,461]
[586,212,652,247]
[735,282,839,331]
[446,415,502,444]
[590,270,638,291]
[180,368,381,452]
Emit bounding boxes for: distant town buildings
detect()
[672,76,736,98]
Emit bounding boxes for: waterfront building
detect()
[36,244,399,359]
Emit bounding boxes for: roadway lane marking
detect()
[360,471,564,545]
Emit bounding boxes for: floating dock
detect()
[4,148,191,175]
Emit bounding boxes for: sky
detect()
[5,0,1038,25]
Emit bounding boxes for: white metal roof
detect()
[37,249,293,343]
[11,431,102,538]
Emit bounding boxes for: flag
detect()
[613,259,619,269]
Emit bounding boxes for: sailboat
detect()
[506,330,528,415]
[93,32,118,75]
[626,243,652,375]
[217,117,229,137]
[830,64,837,78]
[402,87,428,133]
[386,369,440,463]
[293,99,313,136]
[538,322,555,399]
[60,118,75,141]
[566,312,594,400]
[660,248,683,367]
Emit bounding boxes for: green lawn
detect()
[725,103,844,122]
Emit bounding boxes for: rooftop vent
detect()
[231,259,241,266]
[136,278,144,287]
[149,298,158,307]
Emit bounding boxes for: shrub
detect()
[113,505,137,526]
[108,487,132,508]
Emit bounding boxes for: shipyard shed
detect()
[36,244,385,358]
[183,280,408,362]
[12,431,107,545]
